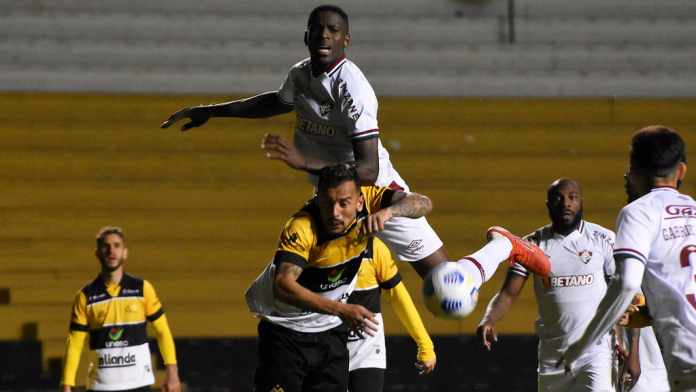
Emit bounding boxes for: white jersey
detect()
[278,56,395,187]
[511,221,616,374]
[614,187,696,378]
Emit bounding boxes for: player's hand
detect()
[415,357,436,375]
[162,364,182,392]
[365,209,393,235]
[261,133,307,170]
[61,385,72,392]
[619,346,641,391]
[161,106,211,131]
[338,303,378,336]
[476,322,498,351]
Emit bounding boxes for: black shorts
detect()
[254,320,349,392]
[349,367,385,392]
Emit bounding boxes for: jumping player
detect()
[562,126,695,391]
[160,5,550,282]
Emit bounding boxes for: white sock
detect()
[456,236,512,285]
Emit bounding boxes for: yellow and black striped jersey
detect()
[245,185,394,333]
[348,238,402,313]
[67,274,163,390]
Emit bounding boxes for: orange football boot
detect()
[487,226,551,277]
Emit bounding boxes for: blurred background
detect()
[1,0,694,390]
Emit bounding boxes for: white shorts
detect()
[375,164,443,262]
[630,368,670,392]
[539,355,613,392]
[347,313,386,371]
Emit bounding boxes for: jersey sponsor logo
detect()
[546,274,594,288]
[297,117,335,137]
[338,78,361,122]
[105,327,129,348]
[592,230,614,246]
[327,267,345,284]
[121,289,139,295]
[407,239,425,254]
[280,232,299,247]
[98,352,136,368]
[665,204,696,219]
[663,224,696,241]
[89,293,108,302]
[319,100,333,116]
[578,250,593,264]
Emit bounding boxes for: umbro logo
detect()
[319,101,333,116]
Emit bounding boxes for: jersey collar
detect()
[310,55,347,78]
[651,186,678,193]
[551,220,585,240]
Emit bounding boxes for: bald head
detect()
[546,178,584,235]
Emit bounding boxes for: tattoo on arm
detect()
[277,262,304,280]
[388,193,432,218]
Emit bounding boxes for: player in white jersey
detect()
[476,178,637,391]
[160,5,552,284]
[562,126,696,391]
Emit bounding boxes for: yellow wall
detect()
[1,93,694,377]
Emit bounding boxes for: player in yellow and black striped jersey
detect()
[61,227,181,392]
[245,163,435,392]
[347,237,436,392]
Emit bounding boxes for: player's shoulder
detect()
[288,57,311,72]
[581,220,615,244]
[332,58,376,96]
[282,204,318,242]
[522,224,552,245]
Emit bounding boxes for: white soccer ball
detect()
[422,262,480,319]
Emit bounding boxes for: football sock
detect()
[456,236,512,285]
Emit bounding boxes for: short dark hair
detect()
[630,125,686,176]
[96,226,125,247]
[307,4,349,31]
[317,162,359,192]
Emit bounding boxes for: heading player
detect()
[244,163,434,392]
[160,5,550,284]
[562,126,695,391]
[477,178,629,391]
[61,227,180,392]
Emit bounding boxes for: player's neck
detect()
[551,221,580,237]
[310,55,346,77]
[100,268,124,286]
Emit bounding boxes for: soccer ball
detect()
[422,262,480,319]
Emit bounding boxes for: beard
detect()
[100,257,124,272]
[553,208,583,232]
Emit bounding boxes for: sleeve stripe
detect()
[379,273,402,290]
[351,129,379,139]
[273,250,308,268]
[613,248,647,263]
[70,322,88,332]
[147,308,165,322]
[352,133,379,142]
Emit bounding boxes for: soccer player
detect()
[244,163,434,392]
[476,178,634,391]
[160,5,550,281]
[615,325,670,392]
[347,250,436,392]
[562,126,695,391]
[60,227,181,392]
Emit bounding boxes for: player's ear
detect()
[304,31,309,46]
[344,33,351,48]
[677,162,687,181]
[123,247,129,260]
[357,192,365,212]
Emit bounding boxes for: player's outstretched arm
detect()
[160,91,293,131]
[385,281,436,375]
[273,261,378,334]
[561,256,644,369]
[477,271,526,351]
[365,191,432,235]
